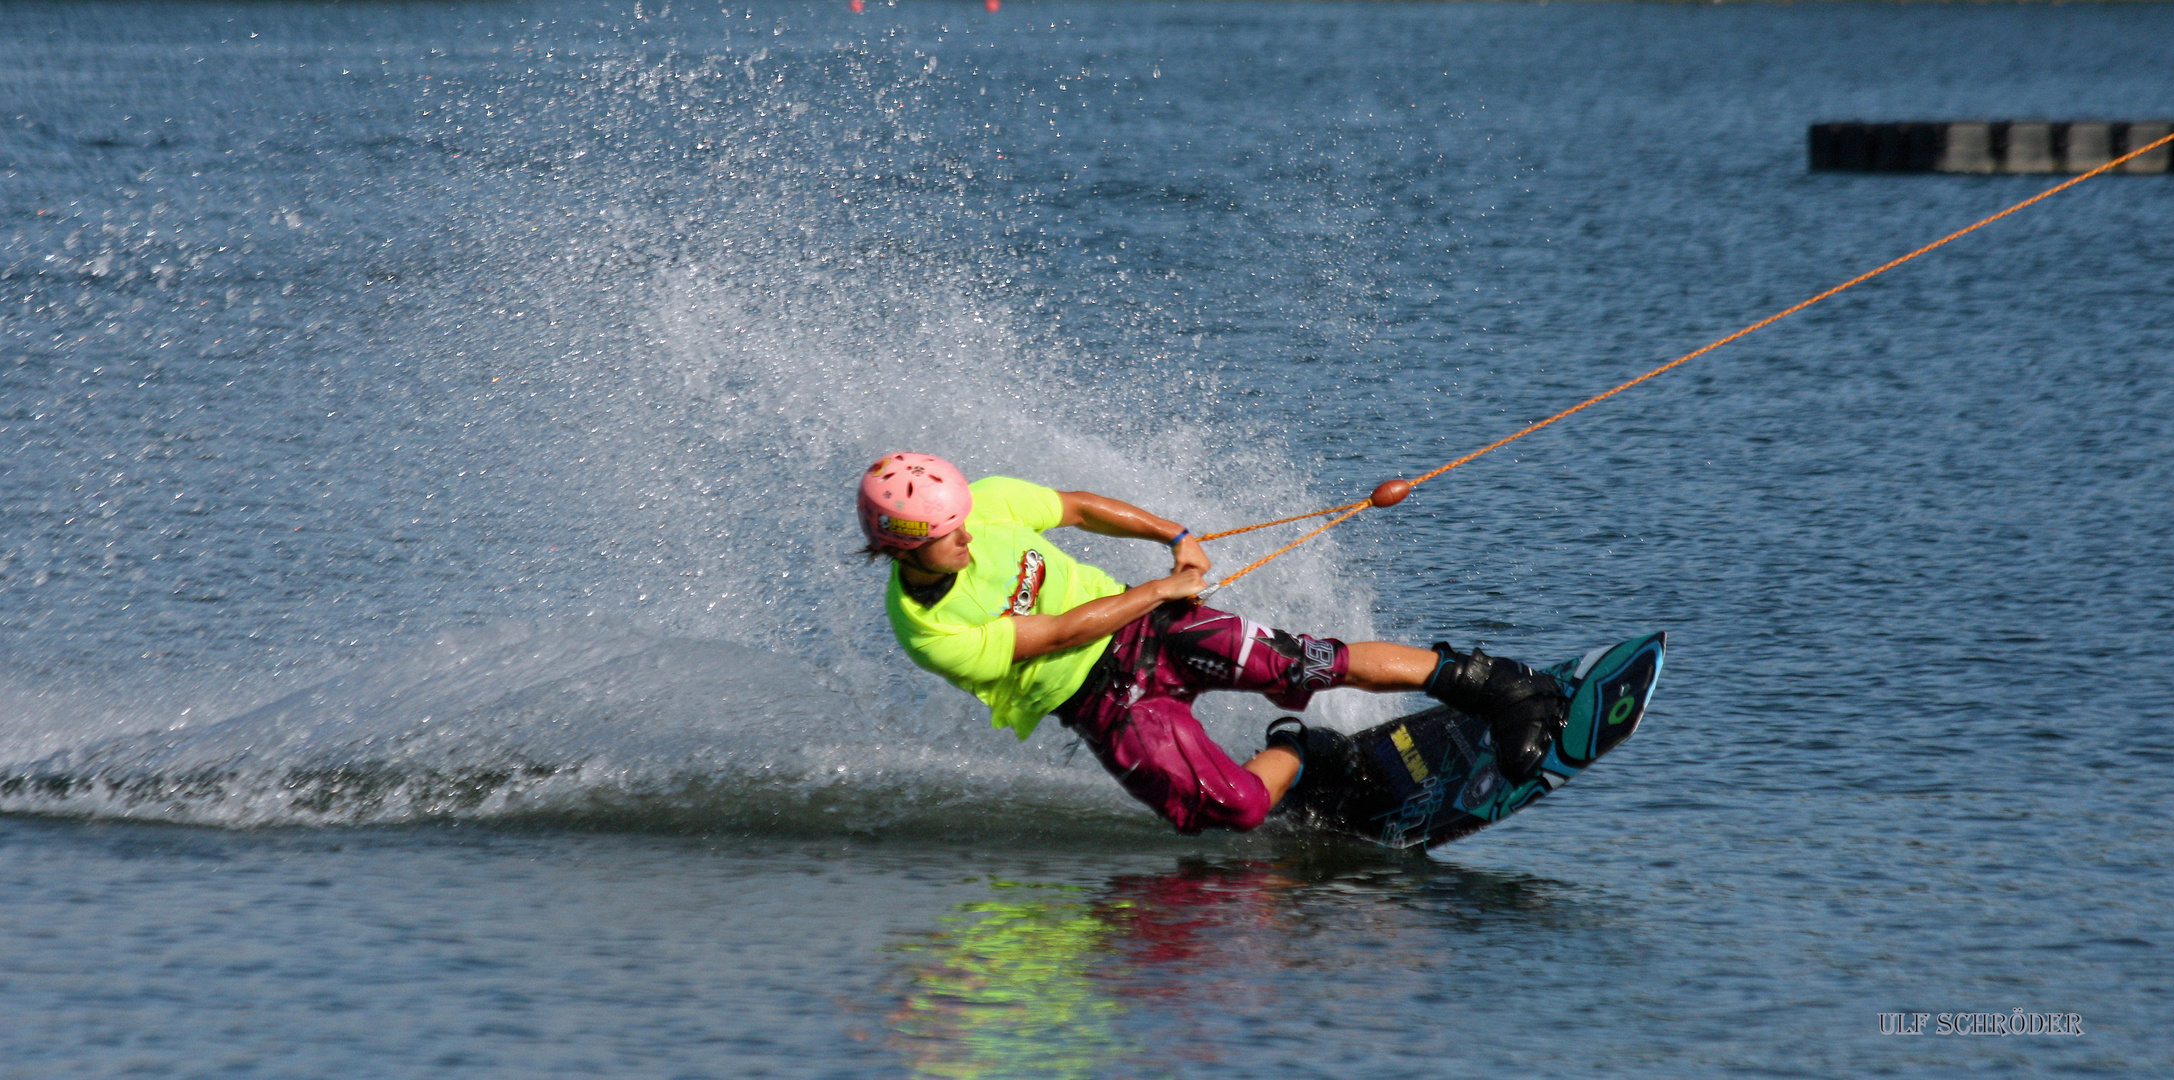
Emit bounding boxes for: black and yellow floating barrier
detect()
[1810,121,2172,174]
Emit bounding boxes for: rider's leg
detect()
[1241,744,1302,804]
[1339,641,1438,691]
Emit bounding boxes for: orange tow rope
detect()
[1196,130,2174,596]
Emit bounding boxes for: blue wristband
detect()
[1168,528,1191,549]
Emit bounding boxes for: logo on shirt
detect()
[1299,638,1337,692]
[1007,549,1046,615]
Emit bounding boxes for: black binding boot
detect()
[1424,643,1569,783]
[1264,716,1359,796]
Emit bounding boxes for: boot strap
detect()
[1427,642,1494,699]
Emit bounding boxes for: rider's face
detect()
[902,527,973,575]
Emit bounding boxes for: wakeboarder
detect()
[860,452,1570,833]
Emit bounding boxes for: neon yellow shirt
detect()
[885,477,1126,738]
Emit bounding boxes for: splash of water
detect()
[0,624,1168,835]
[0,14,1394,831]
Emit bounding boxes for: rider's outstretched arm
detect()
[1009,570,1203,662]
[1056,490,1210,576]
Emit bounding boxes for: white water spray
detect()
[0,17,1392,832]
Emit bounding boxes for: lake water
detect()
[3,1,2170,1077]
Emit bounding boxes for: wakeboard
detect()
[1278,632,1665,849]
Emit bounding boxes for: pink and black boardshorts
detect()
[1052,601,1351,834]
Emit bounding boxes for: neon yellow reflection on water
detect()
[887,880,1145,1080]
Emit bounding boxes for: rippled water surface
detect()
[3,1,2171,1077]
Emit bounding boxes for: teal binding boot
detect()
[1424,644,1570,783]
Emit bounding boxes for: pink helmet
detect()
[857,452,972,551]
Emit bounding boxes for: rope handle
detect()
[1190,129,2174,596]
